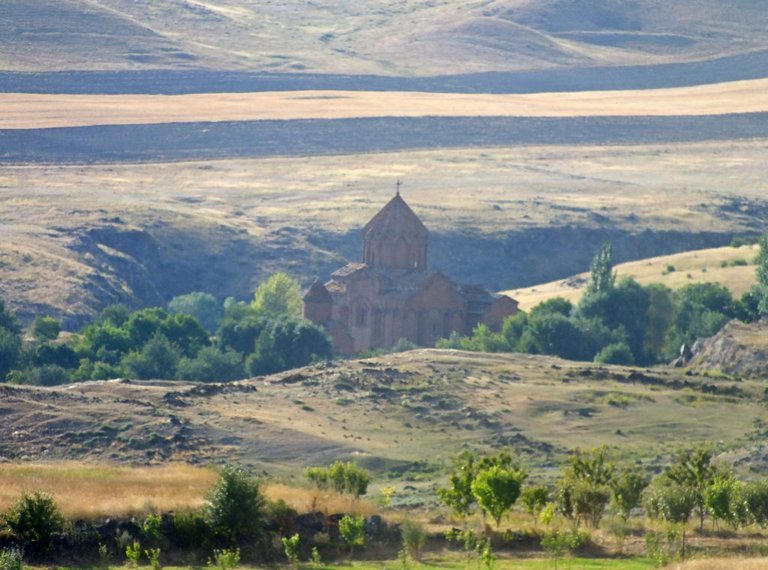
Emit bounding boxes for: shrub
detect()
[125,541,141,568]
[401,519,427,560]
[338,515,365,551]
[205,466,267,546]
[0,547,23,570]
[471,465,526,528]
[207,548,240,570]
[521,485,550,522]
[281,533,300,567]
[31,316,61,342]
[4,491,65,552]
[144,548,161,570]
[306,462,371,497]
[594,342,635,365]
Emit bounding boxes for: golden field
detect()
[3,78,768,129]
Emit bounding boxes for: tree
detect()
[4,491,65,553]
[521,485,550,524]
[594,342,634,365]
[755,231,768,314]
[665,445,723,530]
[168,292,222,334]
[121,332,181,380]
[176,347,244,382]
[741,479,768,528]
[610,466,647,523]
[0,326,22,381]
[471,465,526,528]
[0,298,21,380]
[205,465,267,546]
[643,476,696,561]
[437,451,480,517]
[338,515,365,552]
[31,316,60,342]
[705,474,737,529]
[585,241,616,298]
[251,273,302,319]
[579,278,651,364]
[558,447,615,528]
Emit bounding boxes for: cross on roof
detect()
[395,179,402,196]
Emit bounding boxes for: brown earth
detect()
[2,349,767,490]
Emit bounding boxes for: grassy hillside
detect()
[3,0,768,75]
[1,142,766,325]
[2,350,766,496]
[507,244,760,311]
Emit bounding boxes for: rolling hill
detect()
[2,349,766,497]
[3,0,768,76]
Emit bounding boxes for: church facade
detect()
[303,192,519,355]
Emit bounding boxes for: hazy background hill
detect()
[3,0,768,76]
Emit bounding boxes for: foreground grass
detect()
[0,463,374,519]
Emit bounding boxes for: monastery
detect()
[303,190,519,354]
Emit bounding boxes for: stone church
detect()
[303,191,519,355]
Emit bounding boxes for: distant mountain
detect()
[2,0,768,76]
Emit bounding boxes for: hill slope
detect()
[3,0,768,75]
[2,350,766,488]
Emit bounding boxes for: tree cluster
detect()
[440,237,768,365]
[0,273,332,385]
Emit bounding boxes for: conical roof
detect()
[303,278,332,303]
[362,193,428,241]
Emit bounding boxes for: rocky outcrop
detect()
[687,318,768,378]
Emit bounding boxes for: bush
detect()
[0,547,23,570]
[169,512,213,553]
[31,316,60,342]
[401,519,427,560]
[207,548,240,570]
[4,491,65,553]
[176,347,244,382]
[205,466,267,546]
[281,534,300,567]
[338,515,365,550]
[306,462,371,497]
[594,342,635,365]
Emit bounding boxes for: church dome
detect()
[362,192,428,270]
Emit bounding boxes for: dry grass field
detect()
[0,463,374,519]
[506,244,759,311]
[4,78,768,129]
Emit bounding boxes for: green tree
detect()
[168,292,222,334]
[585,241,616,298]
[437,451,480,517]
[338,515,365,552]
[594,342,634,365]
[665,445,723,530]
[643,476,696,561]
[471,465,527,528]
[121,332,181,380]
[251,273,302,319]
[0,298,22,380]
[705,474,737,529]
[610,466,647,523]
[4,491,65,553]
[176,347,244,382]
[31,316,61,342]
[754,231,768,314]
[741,479,768,527]
[521,485,550,524]
[205,466,267,546]
[558,447,615,528]
[578,278,651,364]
